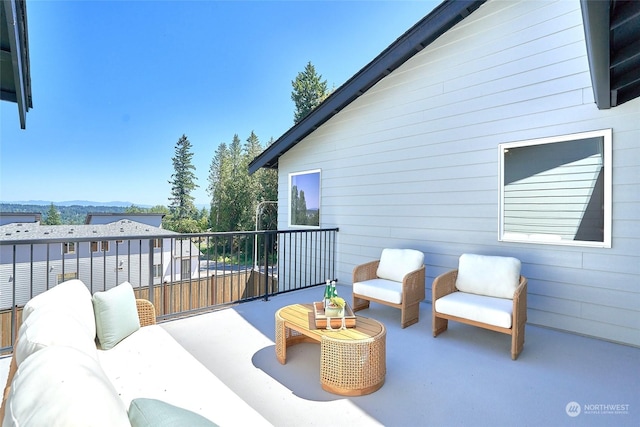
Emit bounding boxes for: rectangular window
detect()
[63,242,75,254]
[153,264,162,278]
[91,241,110,252]
[181,259,191,280]
[499,129,611,248]
[153,238,162,249]
[289,169,321,227]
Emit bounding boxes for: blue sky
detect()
[1,0,438,207]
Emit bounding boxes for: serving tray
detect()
[313,301,357,329]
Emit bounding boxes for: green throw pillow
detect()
[128,398,218,427]
[92,281,140,350]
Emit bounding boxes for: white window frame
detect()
[62,242,75,255]
[288,169,321,228]
[499,129,612,248]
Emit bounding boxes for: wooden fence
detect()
[1,269,277,355]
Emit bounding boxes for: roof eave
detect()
[580,0,611,109]
[1,0,32,129]
[248,0,486,174]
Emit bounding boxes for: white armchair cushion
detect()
[3,346,130,427]
[353,278,403,304]
[435,292,513,329]
[376,249,424,282]
[455,254,521,299]
[21,279,96,339]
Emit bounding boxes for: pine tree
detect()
[168,134,198,232]
[43,203,62,225]
[291,61,329,124]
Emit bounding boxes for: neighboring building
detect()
[85,212,165,228]
[0,212,41,226]
[250,0,640,347]
[0,215,201,308]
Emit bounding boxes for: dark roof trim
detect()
[580,0,611,109]
[0,0,32,129]
[248,0,486,174]
[581,0,640,109]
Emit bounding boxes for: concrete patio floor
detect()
[160,285,638,426]
[1,285,637,426]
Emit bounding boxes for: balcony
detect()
[1,228,338,352]
[1,230,638,425]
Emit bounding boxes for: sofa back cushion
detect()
[93,281,141,350]
[455,254,521,299]
[3,346,130,427]
[15,307,98,366]
[376,249,424,282]
[21,279,96,339]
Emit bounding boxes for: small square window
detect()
[63,242,75,254]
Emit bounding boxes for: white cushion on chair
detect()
[455,254,521,299]
[353,278,403,304]
[376,249,424,282]
[435,292,513,329]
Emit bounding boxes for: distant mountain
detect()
[5,200,137,207]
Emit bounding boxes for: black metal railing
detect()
[0,228,338,354]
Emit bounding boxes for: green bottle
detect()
[324,280,331,308]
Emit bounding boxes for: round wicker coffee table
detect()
[275,304,386,396]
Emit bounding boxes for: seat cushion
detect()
[376,249,424,282]
[353,278,403,304]
[3,346,129,427]
[455,254,521,299]
[434,291,513,329]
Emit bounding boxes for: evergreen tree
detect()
[168,134,199,232]
[291,61,329,124]
[43,203,62,225]
[208,142,231,231]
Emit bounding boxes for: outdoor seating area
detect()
[352,248,426,328]
[4,284,630,425]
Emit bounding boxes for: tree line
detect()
[3,63,330,233]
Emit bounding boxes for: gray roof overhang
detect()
[1,0,32,129]
[581,0,640,109]
[248,0,486,174]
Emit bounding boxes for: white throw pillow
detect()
[3,346,130,427]
[21,279,96,339]
[455,254,521,299]
[376,249,424,282]
[93,281,140,350]
[15,307,98,366]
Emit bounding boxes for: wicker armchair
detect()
[352,249,426,328]
[432,254,527,360]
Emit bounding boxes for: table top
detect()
[276,303,385,341]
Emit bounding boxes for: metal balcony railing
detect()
[0,228,338,354]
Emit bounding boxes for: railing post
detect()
[263,231,270,301]
[148,239,155,306]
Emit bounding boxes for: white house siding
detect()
[0,238,176,309]
[276,0,640,346]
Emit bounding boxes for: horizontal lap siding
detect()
[278,0,640,346]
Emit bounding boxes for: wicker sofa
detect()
[1,280,269,426]
[432,254,528,360]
